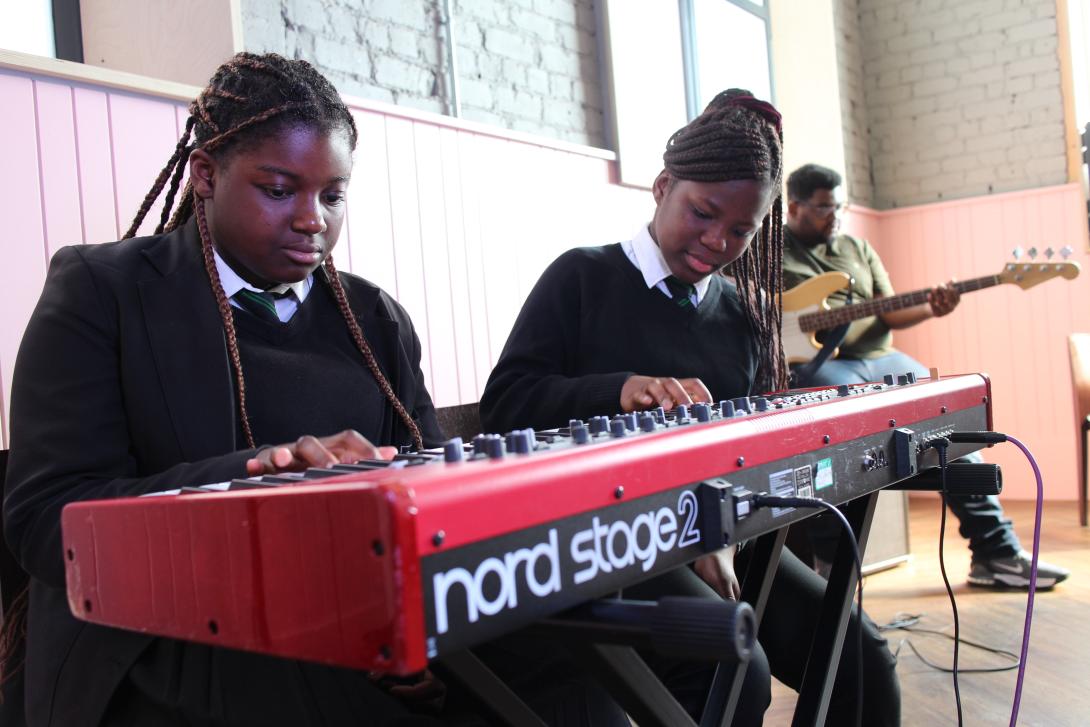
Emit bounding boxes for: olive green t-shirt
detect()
[782,226,896,359]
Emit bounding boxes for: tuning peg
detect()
[1045,247,1055,259]
[1061,245,1074,260]
[1012,246,1024,260]
[1027,246,1038,260]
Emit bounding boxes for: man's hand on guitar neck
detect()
[928,281,960,317]
[880,280,960,329]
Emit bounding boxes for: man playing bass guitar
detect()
[781,163,1069,591]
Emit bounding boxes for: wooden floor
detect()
[768,498,1090,726]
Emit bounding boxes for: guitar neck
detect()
[799,275,1000,332]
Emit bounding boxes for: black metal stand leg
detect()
[435,650,549,727]
[1080,420,1088,526]
[791,492,879,727]
[566,643,697,727]
[702,528,788,727]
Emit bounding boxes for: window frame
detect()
[679,0,774,121]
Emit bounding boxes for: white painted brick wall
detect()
[856,0,1067,208]
[240,0,605,147]
[835,0,875,207]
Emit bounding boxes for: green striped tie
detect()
[234,288,281,323]
[663,276,697,309]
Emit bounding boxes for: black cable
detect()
[929,438,964,727]
[878,613,1020,674]
[946,430,1041,727]
[751,495,863,727]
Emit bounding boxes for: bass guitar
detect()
[781,260,1081,364]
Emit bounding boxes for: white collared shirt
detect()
[213,249,312,322]
[619,224,710,306]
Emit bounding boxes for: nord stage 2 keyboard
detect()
[62,374,992,677]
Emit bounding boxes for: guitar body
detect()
[781,271,852,364]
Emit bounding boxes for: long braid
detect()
[324,257,425,451]
[124,115,196,239]
[124,52,421,450]
[164,181,194,233]
[663,88,788,392]
[194,196,256,449]
[728,194,786,391]
[155,116,197,234]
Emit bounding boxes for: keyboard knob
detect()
[897,374,909,386]
[623,413,638,431]
[731,397,750,414]
[571,423,590,444]
[883,374,896,385]
[610,418,627,438]
[754,398,770,412]
[486,435,504,459]
[443,437,464,463]
[836,384,851,397]
[589,416,608,435]
[694,402,711,422]
[510,430,532,454]
[639,413,657,432]
[905,372,916,384]
[676,404,689,422]
[720,400,736,417]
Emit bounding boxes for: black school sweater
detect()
[233,275,443,450]
[480,243,759,432]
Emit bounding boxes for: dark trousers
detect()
[625,566,771,727]
[101,553,896,727]
[103,636,638,727]
[799,353,1021,560]
[628,548,900,727]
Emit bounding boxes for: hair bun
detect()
[704,90,781,135]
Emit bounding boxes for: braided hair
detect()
[661,88,787,392]
[124,52,424,451]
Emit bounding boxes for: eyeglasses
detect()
[799,201,849,215]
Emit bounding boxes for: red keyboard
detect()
[62,373,992,674]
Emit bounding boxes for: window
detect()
[683,0,773,118]
[0,0,57,58]
[601,0,774,188]
[0,0,83,62]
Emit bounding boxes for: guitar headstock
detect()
[998,259,1081,289]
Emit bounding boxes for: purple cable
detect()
[1006,434,1043,727]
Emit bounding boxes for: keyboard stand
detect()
[435,495,878,727]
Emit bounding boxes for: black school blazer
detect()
[3,219,441,726]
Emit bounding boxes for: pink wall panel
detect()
[33,80,84,258]
[841,207,881,249]
[73,87,119,244]
[866,185,1090,500]
[508,142,556,301]
[0,73,48,447]
[473,137,524,370]
[413,122,460,408]
[107,93,184,239]
[437,127,479,405]
[453,131,495,399]
[382,117,432,397]
[345,110,398,295]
